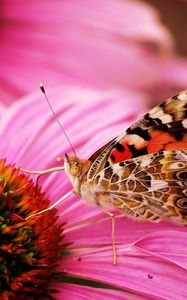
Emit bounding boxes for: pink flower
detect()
[0,0,178,106]
[0,86,186,299]
[0,103,5,116]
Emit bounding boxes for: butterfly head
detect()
[64,153,91,195]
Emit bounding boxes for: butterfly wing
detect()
[87,90,187,181]
[93,150,187,225]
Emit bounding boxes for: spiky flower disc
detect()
[0,160,64,299]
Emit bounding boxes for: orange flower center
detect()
[0,160,65,299]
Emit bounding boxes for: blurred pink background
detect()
[1,0,187,107]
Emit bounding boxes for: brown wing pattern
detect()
[87,91,187,181]
[93,150,187,225]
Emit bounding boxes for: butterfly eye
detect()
[70,162,81,176]
[176,198,187,209]
[71,166,79,176]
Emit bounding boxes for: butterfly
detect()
[64,91,187,225]
[23,89,187,264]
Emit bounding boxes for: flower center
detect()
[0,160,64,299]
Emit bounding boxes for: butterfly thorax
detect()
[64,155,91,197]
[64,154,115,209]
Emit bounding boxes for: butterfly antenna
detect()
[40,83,77,157]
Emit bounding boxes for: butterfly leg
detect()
[20,166,65,175]
[100,210,116,266]
[26,190,73,220]
[20,166,65,194]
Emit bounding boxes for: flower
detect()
[0,0,183,106]
[0,160,65,299]
[0,86,186,299]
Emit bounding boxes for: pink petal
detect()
[135,230,187,268]
[0,102,5,116]
[0,0,173,104]
[63,212,184,248]
[162,56,187,90]
[56,284,154,300]
[61,243,187,300]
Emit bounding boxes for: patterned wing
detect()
[87,91,187,180]
[93,150,187,225]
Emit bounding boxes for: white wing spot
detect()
[169,162,186,170]
[125,134,146,147]
[140,157,152,167]
[150,109,173,123]
[182,119,187,129]
[177,92,187,101]
[175,151,187,162]
[150,180,168,191]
